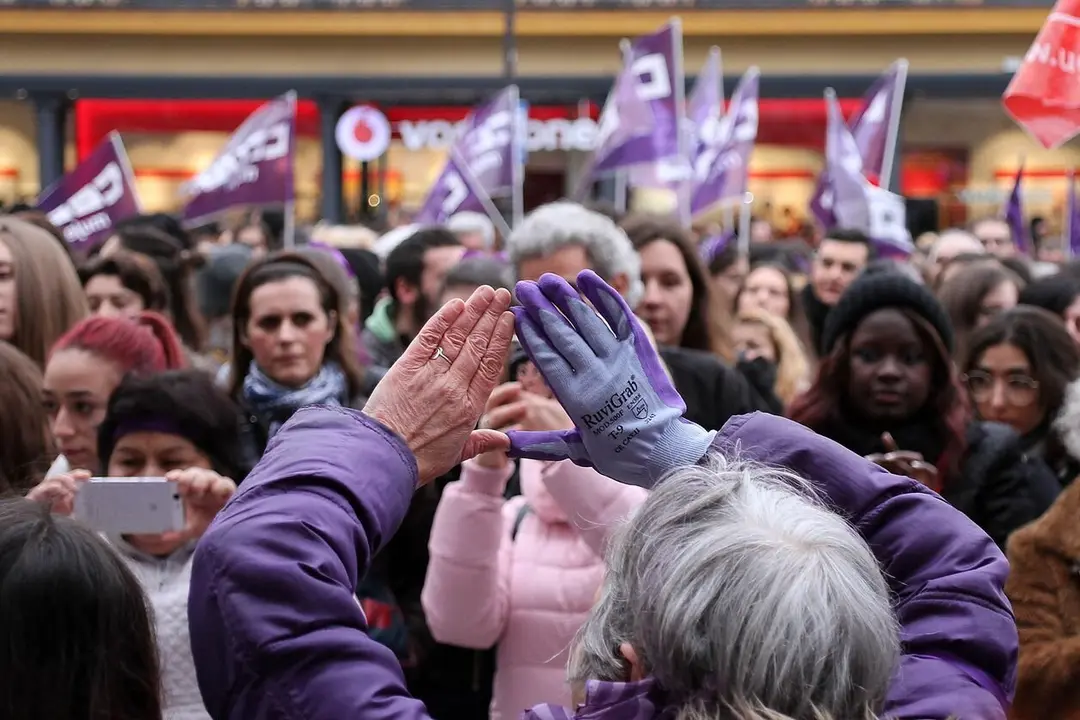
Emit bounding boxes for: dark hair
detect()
[0,342,52,494]
[789,308,970,489]
[0,498,163,720]
[98,370,248,481]
[338,248,384,323]
[79,250,170,314]
[962,306,1080,429]
[234,211,280,254]
[385,228,461,306]
[1018,273,1080,318]
[114,213,193,251]
[623,214,734,361]
[821,228,878,261]
[937,263,1025,360]
[110,226,207,352]
[228,252,365,400]
[932,252,996,292]
[442,257,514,295]
[707,240,740,276]
[999,256,1033,285]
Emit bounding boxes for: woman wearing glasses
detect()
[994,310,1080,719]
[962,306,1080,487]
[789,271,1059,549]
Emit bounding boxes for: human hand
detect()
[25,470,91,515]
[507,271,716,489]
[866,433,940,489]
[476,382,574,468]
[364,285,516,484]
[160,467,237,544]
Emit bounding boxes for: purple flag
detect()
[825,90,913,258]
[415,86,520,225]
[1069,169,1080,258]
[698,230,734,265]
[632,46,721,191]
[181,93,296,226]
[36,131,141,252]
[811,60,908,229]
[690,67,760,217]
[578,20,684,193]
[1003,165,1031,255]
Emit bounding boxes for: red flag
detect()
[1003,0,1080,149]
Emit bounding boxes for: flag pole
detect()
[738,192,753,258]
[510,85,525,230]
[1062,167,1071,260]
[671,17,691,227]
[284,91,298,248]
[452,146,513,240]
[879,59,908,194]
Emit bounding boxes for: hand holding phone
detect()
[26,470,91,515]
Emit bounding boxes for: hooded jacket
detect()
[422,458,647,719]
[362,297,406,374]
[187,408,1015,720]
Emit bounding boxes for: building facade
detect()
[0,1,1075,233]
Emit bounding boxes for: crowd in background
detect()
[4,198,1080,719]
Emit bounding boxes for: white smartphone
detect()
[73,478,186,535]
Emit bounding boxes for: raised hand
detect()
[364,285,516,484]
[508,270,716,489]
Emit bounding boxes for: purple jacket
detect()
[188,409,1015,720]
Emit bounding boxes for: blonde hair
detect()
[0,216,88,367]
[736,308,810,407]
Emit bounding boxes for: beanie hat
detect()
[821,271,954,356]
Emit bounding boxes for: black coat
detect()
[659,345,780,431]
[945,421,1061,549]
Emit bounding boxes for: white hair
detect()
[372,224,422,261]
[570,453,899,720]
[507,201,644,306]
[447,212,496,250]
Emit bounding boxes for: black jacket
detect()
[658,345,780,431]
[945,421,1061,549]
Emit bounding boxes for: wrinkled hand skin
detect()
[364,286,516,485]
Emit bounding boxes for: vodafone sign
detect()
[336,105,392,162]
[335,105,599,158]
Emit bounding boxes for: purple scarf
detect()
[522,679,670,720]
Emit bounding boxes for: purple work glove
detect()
[507,270,716,489]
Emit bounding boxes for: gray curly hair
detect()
[569,453,899,720]
[507,201,644,306]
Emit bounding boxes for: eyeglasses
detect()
[962,371,1040,406]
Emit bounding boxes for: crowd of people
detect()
[2,199,1080,720]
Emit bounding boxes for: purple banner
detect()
[811,60,907,229]
[631,46,721,191]
[583,20,683,187]
[824,90,913,257]
[1004,165,1032,255]
[1069,170,1080,258]
[690,67,760,216]
[415,86,520,224]
[36,132,141,252]
[181,92,296,226]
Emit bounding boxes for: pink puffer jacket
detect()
[422,458,646,720]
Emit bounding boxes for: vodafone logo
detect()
[336,105,392,162]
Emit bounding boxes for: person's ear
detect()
[326,309,338,343]
[618,642,645,682]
